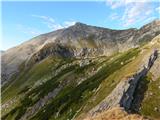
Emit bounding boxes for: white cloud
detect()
[106,0,151,9]
[17,24,42,36]
[63,21,76,27]
[32,15,76,30]
[32,15,55,23]
[106,0,154,27]
[106,0,127,9]
[50,24,63,30]
[156,6,160,13]
[121,2,153,27]
[16,15,76,37]
[109,13,119,20]
[142,16,156,24]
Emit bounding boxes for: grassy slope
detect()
[79,35,160,120]
[2,35,160,120]
[138,35,160,120]
[140,76,160,119]
[1,56,99,119]
[1,56,77,117]
[131,73,160,120]
[76,48,148,120]
[29,48,140,120]
[2,48,140,120]
[2,56,60,103]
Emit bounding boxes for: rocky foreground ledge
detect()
[84,107,149,120]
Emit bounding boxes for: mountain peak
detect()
[75,22,86,26]
[73,22,88,28]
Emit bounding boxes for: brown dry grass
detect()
[82,107,149,120]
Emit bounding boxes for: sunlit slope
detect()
[78,35,160,120]
[2,35,160,120]
[2,48,140,120]
[131,35,160,120]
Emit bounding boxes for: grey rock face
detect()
[150,50,160,80]
[1,20,160,84]
[26,43,74,67]
[89,68,147,116]
[89,50,158,116]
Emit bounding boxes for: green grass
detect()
[2,48,141,120]
[1,56,74,103]
[2,56,98,120]
[30,48,140,120]
[131,71,160,120]
[140,77,160,119]
[2,62,78,120]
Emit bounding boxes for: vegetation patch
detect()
[140,77,160,119]
[30,48,140,120]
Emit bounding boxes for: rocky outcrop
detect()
[26,43,74,67]
[149,50,160,81]
[2,97,18,112]
[135,20,160,43]
[20,85,63,120]
[90,50,158,116]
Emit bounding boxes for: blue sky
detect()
[1,0,160,50]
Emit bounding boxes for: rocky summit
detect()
[1,20,160,120]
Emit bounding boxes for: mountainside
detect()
[1,20,160,120]
[2,20,160,85]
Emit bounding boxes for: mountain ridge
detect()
[1,20,160,86]
[3,19,160,51]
